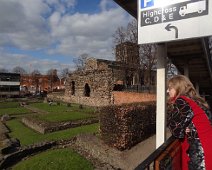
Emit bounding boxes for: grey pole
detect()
[156,43,167,148]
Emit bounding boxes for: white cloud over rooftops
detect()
[0,0,132,72]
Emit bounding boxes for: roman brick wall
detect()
[112,91,156,105]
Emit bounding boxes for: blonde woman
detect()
[167,75,212,170]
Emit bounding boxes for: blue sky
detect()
[0,0,132,74]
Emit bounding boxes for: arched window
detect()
[71,81,75,95]
[84,83,90,97]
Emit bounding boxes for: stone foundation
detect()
[0,138,76,169]
[48,91,156,107]
[75,134,124,169]
[22,117,99,134]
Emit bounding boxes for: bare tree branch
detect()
[12,66,27,75]
[73,53,89,71]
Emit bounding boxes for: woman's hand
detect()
[185,127,191,134]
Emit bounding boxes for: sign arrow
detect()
[165,24,178,39]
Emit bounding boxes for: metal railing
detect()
[134,136,176,170]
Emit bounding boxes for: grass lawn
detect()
[29,102,97,122]
[7,119,99,146]
[12,148,94,170]
[3,100,100,170]
[0,107,31,116]
[30,102,95,114]
[0,101,20,108]
[37,111,96,122]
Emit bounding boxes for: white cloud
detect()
[0,49,74,74]
[0,0,52,50]
[0,0,133,71]
[49,3,132,59]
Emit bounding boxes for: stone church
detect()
[63,42,155,106]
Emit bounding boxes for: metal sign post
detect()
[156,43,167,148]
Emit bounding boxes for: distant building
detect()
[20,70,65,95]
[0,73,20,97]
[116,41,139,66]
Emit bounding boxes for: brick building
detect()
[20,70,65,94]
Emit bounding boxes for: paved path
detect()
[122,129,171,170]
[76,129,171,170]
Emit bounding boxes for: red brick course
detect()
[112,91,156,105]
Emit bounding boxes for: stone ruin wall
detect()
[49,90,156,107]
[48,58,156,107]
[64,69,115,106]
[49,71,155,107]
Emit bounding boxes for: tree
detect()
[31,69,41,93]
[73,53,89,71]
[167,59,178,78]
[139,44,157,86]
[46,69,58,90]
[60,68,69,78]
[58,68,69,87]
[0,68,9,73]
[126,19,137,43]
[112,26,127,45]
[47,69,55,76]
[12,66,27,75]
[31,69,41,75]
[113,19,157,86]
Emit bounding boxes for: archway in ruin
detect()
[84,83,90,97]
[71,81,75,95]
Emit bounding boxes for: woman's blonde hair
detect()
[168,75,209,108]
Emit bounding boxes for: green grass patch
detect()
[30,102,95,113]
[0,107,31,116]
[29,102,97,122]
[7,119,99,146]
[0,101,20,108]
[37,111,95,122]
[12,148,94,170]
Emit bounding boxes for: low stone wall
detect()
[75,134,124,169]
[65,95,111,107]
[0,121,20,155]
[0,121,9,135]
[22,117,46,134]
[47,92,65,102]
[0,138,75,169]
[112,91,156,105]
[22,117,99,134]
[48,93,111,107]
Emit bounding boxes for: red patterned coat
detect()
[168,96,212,170]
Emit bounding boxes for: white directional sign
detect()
[138,0,212,44]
